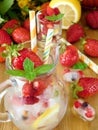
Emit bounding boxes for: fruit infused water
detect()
[1,41,68,130]
[37,6,63,50]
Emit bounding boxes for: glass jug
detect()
[0,41,68,130]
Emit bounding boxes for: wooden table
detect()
[0,11,98,130]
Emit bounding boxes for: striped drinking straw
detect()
[43,29,54,64]
[29,10,37,52]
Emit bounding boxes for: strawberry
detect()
[86,11,98,29]
[66,23,85,43]
[12,48,43,70]
[12,27,30,43]
[83,38,98,57]
[23,18,30,31]
[2,19,20,34]
[22,96,39,105]
[60,45,79,67]
[40,2,49,10]
[72,77,98,98]
[0,29,12,45]
[22,79,47,97]
[46,6,55,16]
[0,46,6,62]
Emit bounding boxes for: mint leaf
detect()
[35,64,54,76]
[6,58,54,81]
[45,14,64,21]
[23,58,34,72]
[6,70,25,77]
[0,0,14,15]
[72,61,88,70]
[25,71,36,81]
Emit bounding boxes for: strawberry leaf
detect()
[45,13,64,21]
[71,83,83,99]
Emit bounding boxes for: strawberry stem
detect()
[71,82,83,99]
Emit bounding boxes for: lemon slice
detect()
[32,103,60,129]
[49,0,81,29]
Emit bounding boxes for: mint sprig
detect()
[6,58,54,81]
[45,13,64,21]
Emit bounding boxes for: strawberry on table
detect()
[83,38,98,57]
[2,19,20,34]
[86,11,98,29]
[23,18,30,31]
[12,27,30,44]
[0,29,12,45]
[60,45,79,67]
[66,23,85,43]
[72,77,98,98]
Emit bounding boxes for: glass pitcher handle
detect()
[0,79,12,122]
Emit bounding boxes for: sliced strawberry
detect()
[2,19,20,34]
[0,29,12,45]
[12,27,30,44]
[60,45,79,67]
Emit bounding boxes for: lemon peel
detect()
[32,103,60,129]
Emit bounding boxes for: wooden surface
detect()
[0,11,98,130]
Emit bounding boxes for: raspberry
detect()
[22,96,39,105]
[74,100,82,108]
[85,109,93,118]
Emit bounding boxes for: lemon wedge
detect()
[32,103,60,129]
[49,0,81,29]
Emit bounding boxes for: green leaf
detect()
[0,0,14,15]
[23,58,34,72]
[71,83,83,99]
[45,14,64,21]
[6,58,54,82]
[25,71,36,81]
[6,70,25,77]
[72,61,88,70]
[0,15,5,24]
[35,64,54,76]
